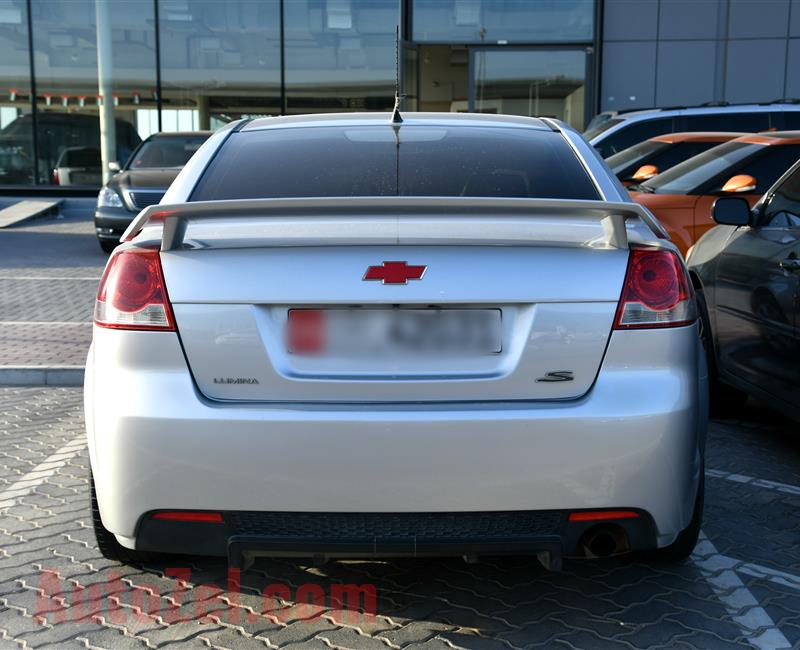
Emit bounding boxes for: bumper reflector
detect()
[152,511,224,523]
[568,510,640,522]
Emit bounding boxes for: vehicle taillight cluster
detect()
[94,247,175,331]
[613,248,696,329]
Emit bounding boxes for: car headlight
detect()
[97,187,124,209]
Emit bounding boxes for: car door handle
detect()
[780,258,800,272]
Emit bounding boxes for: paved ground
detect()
[3,203,800,648]
[0,387,798,649]
[0,209,104,368]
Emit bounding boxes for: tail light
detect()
[613,248,696,329]
[94,247,175,331]
[52,169,59,185]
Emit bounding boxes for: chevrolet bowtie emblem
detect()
[363,261,427,285]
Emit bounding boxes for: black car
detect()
[95,131,211,252]
[688,160,800,421]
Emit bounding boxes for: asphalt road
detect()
[1,211,800,649]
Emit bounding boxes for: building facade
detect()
[0,0,798,189]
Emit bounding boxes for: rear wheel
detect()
[98,238,118,254]
[697,288,747,415]
[90,468,152,564]
[651,463,704,562]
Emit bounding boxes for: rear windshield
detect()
[190,125,599,201]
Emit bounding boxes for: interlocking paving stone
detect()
[0,213,104,369]
[0,387,799,648]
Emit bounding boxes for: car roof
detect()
[146,131,213,139]
[650,131,750,144]
[731,131,800,145]
[603,100,800,121]
[242,112,553,132]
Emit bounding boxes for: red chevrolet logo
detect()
[363,261,427,285]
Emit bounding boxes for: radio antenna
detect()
[391,24,403,123]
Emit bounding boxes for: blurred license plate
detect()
[288,308,502,356]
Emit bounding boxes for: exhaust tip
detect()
[580,525,630,558]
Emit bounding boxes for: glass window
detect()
[761,163,800,228]
[583,117,623,142]
[28,0,152,186]
[605,140,665,176]
[593,117,674,158]
[284,0,397,115]
[0,0,34,185]
[191,125,599,201]
[709,144,800,194]
[159,0,281,126]
[472,49,586,129]
[127,133,209,169]
[413,0,594,44]
[641,141,759,194]
[780,110,800,130]
[684,112,770,132]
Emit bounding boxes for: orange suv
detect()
[630,132,800,255]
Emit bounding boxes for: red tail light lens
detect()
[94,247,175,331]
[569,510,640,522]
[614,248,696,329]
[152,511,223,523]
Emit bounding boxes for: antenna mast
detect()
[391,24,403,123]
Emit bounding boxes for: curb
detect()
[0,366,84,387]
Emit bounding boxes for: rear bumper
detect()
[135,509,658,565]
[84,324,707,554]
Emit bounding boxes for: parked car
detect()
[585,102,800,158]
[94,131,211,253]
[0,112,140,185]
[630,132,800,255]
[52,146,102,186]
[687,160,800,421]
[607,132,747,187]
[86,113,707,569]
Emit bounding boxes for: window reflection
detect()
[413,0,594,44]
[284,0,398,114]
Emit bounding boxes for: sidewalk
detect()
[0,206,104,385]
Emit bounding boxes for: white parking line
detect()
[0,436,86,509]
[706,469,800,497]
[0,276,101,281]
[738,562,800,593]
[0,321,92,326]
[694,534,791,650]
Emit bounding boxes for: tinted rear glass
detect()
[191,125,599,201]
[593,118,673,158]
[129,135,208,169]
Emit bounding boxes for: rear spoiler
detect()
[121,197,668,252]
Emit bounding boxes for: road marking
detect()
[706,469,800,497]
[0,276,101,281]
[693,533,791,650]
[738,562,800,593]
[0,437,86,509]
[0,322,91,326]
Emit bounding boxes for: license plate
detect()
[288,308,502,357]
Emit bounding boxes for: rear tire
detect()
[651,463,704,563]
[98,238,118,254]
[697,289,747,415]
[90,468,152,564]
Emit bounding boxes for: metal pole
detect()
[279,0,286,116]
[96,0,116,184]
[25,0,40,184]
[154,0,162,130]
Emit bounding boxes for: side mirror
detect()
[631,164,659,182]
[713,197,751,226]
[721,174,756,193]
[108,161,121,173]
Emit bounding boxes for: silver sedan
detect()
[84,112,707,570]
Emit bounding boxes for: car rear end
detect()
[85,114,707,568]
